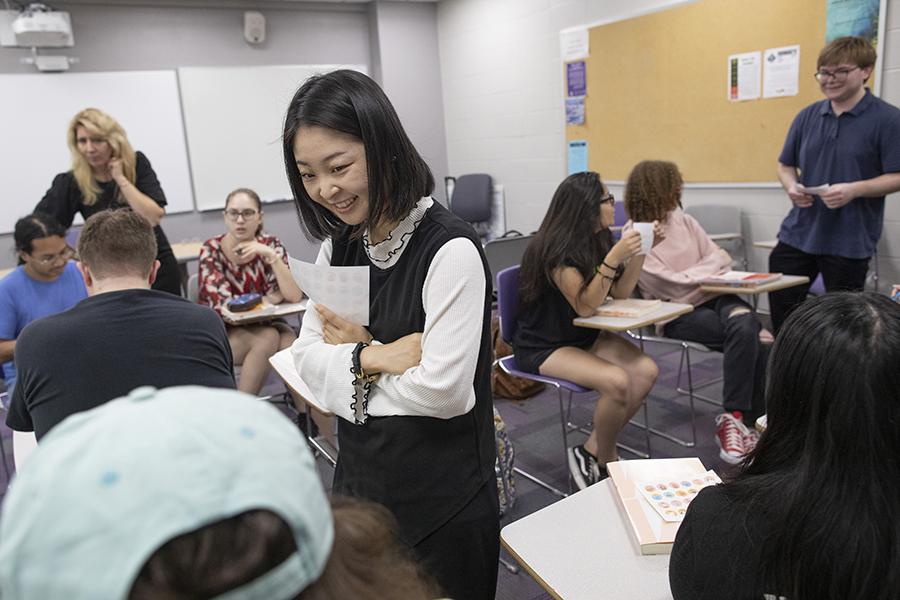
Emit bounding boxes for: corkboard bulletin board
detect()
[566,0,829,182]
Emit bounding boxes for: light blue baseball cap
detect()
[0,385,334,599]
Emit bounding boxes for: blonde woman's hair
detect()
[67,108,136,206]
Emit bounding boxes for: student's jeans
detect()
[664,295,768,422]
[768,242,869,334]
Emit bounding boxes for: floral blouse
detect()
[198,234,288,315]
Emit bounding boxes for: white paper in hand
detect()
[796,183,829,195]
[288,256,369,326]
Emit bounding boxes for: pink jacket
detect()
[626,209,731,325]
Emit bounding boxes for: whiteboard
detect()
[178,64,367,212]
[0,70,193,234]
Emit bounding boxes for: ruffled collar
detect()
[362,197,433,268]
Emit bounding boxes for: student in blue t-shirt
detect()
[770,36,900,333]
[0,214,88,392]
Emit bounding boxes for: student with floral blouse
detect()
[198,188,303,394]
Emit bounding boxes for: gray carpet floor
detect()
[493,336,743,599]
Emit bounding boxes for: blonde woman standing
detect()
[36,107,181,295]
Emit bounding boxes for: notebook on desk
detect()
[699,271,781,288]
[607,458,717,555]
[595,298,661,318]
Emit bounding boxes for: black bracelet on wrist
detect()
[351,342,369,379]
[602,260,617,271]
[350,342,375,425]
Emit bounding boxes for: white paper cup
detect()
[633,222,654,255]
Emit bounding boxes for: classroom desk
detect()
[170,242,204,296]
[0,267,12,280]
[698,274,809,296]
[708,232,741,242]
[501,478,672,600]
[269,347,336,465]
[171,241,204,263]
[221,299,307,326]
[573,302,694,332]
[753,239,778,250]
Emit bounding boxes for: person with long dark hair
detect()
[625,160,769,465]
[670,292,900,600]
[35,108,182,295]
[198,187,303,395]
[282,70,498,599]
[514,171,663,489]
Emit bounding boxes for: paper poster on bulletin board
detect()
[567,140,588,174]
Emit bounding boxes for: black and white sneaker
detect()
[567,444,600,490]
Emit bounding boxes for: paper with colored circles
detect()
[636,470,721,522]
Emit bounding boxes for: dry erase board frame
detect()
[177,64,367,212]
[565,0,832,183]
[0,70,194,235]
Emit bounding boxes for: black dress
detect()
[35,151,181,295]
[330,201,499,600]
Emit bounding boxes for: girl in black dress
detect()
[282,70,498,600]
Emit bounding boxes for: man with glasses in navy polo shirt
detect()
[770,36,900,333]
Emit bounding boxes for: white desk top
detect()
[0,267,12,280]
[502,479,672,600]
[171,241,204,264]
[268,347,332,416]
[221,299,307,326]
[752,239,778,250]
[699,274,809,295]
[574,302,693,332]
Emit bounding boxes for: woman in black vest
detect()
[282,70,498,600]
[36,107,181,295]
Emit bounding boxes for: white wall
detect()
[0,1,449,268]
[371,1,450,203]
[437,0,900,291]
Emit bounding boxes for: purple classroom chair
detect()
[496,266,584,495]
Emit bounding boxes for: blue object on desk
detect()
[227,293,262,312]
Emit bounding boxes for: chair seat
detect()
[498,356,591,394]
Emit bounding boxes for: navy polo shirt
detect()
[778,89,900,259]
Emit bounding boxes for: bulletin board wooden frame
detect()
[566,0,829,183]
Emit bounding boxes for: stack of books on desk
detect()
[595,298,661,318]
[700,271,781,288]
[608,458,717,555]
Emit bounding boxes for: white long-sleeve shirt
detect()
[291,197,486,424]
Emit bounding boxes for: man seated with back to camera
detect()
[6,209,236,440]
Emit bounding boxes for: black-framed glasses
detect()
[600,193,616,206]
[814,66,859,82]
[224,209,259,221]
[31,246,75,266]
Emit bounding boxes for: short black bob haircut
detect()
[282,69,434,241]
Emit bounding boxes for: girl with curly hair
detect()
[624,160,770,465]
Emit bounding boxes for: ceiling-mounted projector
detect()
[12,4,73,48]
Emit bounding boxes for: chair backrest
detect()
[683,204,741,235]
[187,273,199,303]
[65,224,82,249]
[450,173,493,223]
[496,265,521,344]
[614,201,628,228]
[484,234,533,285]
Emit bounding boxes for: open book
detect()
[699,271,782,288]
[608,458,717,555]
[595,298,661,318]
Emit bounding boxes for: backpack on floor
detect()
[490,315,544,400]
[493,407,517,517]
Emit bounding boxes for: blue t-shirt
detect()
[0,261,88,388]
[778,89,900,259]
